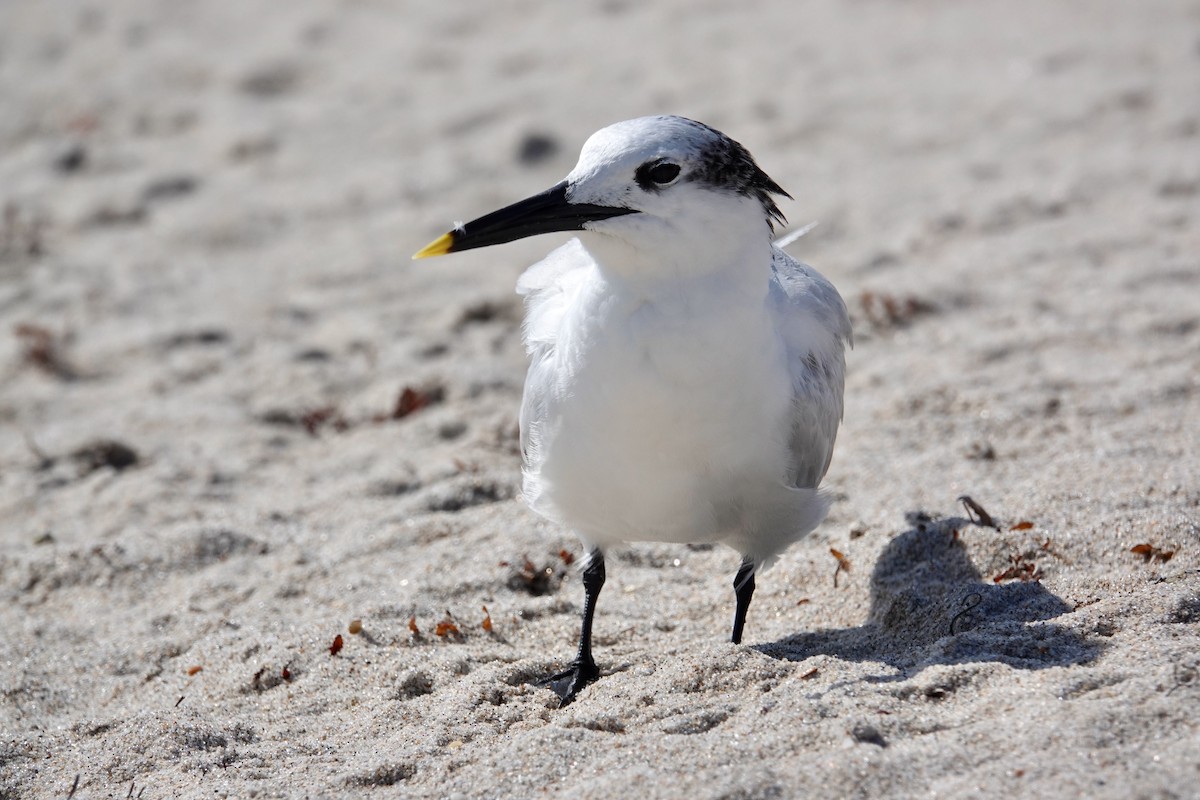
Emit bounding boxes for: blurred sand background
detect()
[1,0,1198,797]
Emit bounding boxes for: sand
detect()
[1,0,1198,797]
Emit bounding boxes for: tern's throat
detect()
[578,224,775,297]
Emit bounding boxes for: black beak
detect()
[413,181,637,259]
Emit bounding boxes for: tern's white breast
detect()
[525,264,794,547]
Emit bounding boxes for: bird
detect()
[414,115,851,706]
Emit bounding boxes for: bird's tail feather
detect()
[735,486,832,572]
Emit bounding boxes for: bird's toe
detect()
[538,657,599,706]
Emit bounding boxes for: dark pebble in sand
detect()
[71,439,139,473]
[516,132,559,165]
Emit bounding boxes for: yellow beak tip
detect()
[412,232,454,260]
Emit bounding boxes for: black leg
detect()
[731,556,755,645]
[542,549,605,706]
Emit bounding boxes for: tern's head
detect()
[414,116,790,266]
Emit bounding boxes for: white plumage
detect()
[415,115,851,704]
[516,117,851,567]
[517,240,848,567]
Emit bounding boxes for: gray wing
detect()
[768,247,853,489]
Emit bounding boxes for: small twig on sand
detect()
[830,548,851,588]
[958,495,999,529]
[950,592,982,635]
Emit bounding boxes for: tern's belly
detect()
[528,312,793,544]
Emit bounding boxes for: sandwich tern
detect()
[415,115,851,705]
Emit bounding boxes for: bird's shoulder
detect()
[768,247,853,353]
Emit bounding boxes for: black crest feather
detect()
[676,117,791,230]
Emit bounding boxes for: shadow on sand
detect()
[756,513,1100,680]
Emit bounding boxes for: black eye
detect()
[635,161,681,190]
[647,162,680,183]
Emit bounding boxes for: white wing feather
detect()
[515,240,595,515]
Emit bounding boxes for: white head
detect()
[414,116,790,279]
[564,116,790,278]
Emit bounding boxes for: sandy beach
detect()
[2,0,1198,797]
